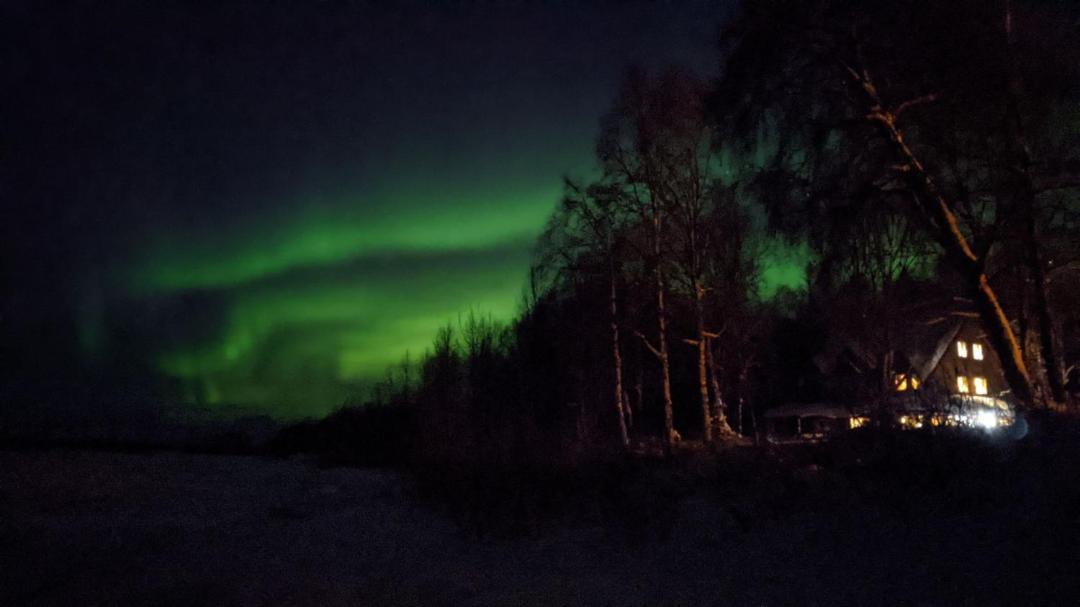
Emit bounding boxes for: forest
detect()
[276,0,1080,471]
[7,2,1080,604]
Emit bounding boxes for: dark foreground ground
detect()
[3,422,1080,606]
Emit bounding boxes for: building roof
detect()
[814,314,971,380]
[907,318,964,380]
[765,402,855,419]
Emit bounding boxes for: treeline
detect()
[277,69,784,466]
[714,0,1080,409]
[276,0,1080,469]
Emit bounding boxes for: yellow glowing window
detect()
[972,343,984,361]
[899,415,923,429]
[957,376,970,393]
[973,376,988,395]
[894,374,920,391]
[957,341,968,358]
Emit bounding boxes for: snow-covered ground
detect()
[1,448,1077,605]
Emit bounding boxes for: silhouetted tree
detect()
[716,0,1080,408]
[538,179,633,448]
[597,68,684,450]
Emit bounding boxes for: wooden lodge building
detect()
[766,315,1017,441]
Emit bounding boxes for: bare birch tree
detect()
[538,179,633,448]
[598,69,681,451]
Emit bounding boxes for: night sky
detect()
[5,1,804,419]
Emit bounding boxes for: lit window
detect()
[893,373,920,391]
[957,376,970,393]
[973,377,988,395]
[899,415,923,429]
[972,343,984,361]
[957,341,968,358]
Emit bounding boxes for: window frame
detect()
[973,376,988,395]
[957,376,970,394]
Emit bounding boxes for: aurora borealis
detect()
[5,1,805,420]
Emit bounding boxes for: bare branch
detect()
[894,93,939,117]
[634,330,663,359]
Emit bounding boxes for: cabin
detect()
[767,316,1017,442]
[905,317,1007,399]
[884,316,1016,429]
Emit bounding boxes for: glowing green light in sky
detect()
[758,241,811,298]
[119,142,808,419]
[136,176,544,418]
[133,182,562,293]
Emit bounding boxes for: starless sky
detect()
[4,1,803,419]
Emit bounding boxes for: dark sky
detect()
[4,1,804,419]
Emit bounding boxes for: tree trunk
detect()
[971,273,1037,406]
[654,211,676,453]
[1017,186,1067,403]
[635,208,677,453]
[880,351,891,394]
[657,270,675,453]
[847,70,1038,407]
[747,395,757,445]
[634,364,644,421]
[706,340,728,434]
[740,367,756,444]
[1020,273,1034,363]
[694,282,714,443]
[702,323,737,439]
[1003,3,1067,404]
[610,265,630,448]
[1031,254,1066,403]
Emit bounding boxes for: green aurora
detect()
[11,1,804,420]
[114,135,805,420]
[128,178,565,418]
[126,179,806,419]
[102,133,808,421]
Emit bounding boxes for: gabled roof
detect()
[814,316,965,378]
[908,318,963,380]
[813,340,874,375]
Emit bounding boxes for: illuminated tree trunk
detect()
[656,263,675,451]
[706,335,735,437]
[637,206,676,454]
[609,261,630,449]
[846,69,1037,407]
[693,281,714,443]
[634,206,677,453]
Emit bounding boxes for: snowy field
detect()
[2,447,1078,606]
